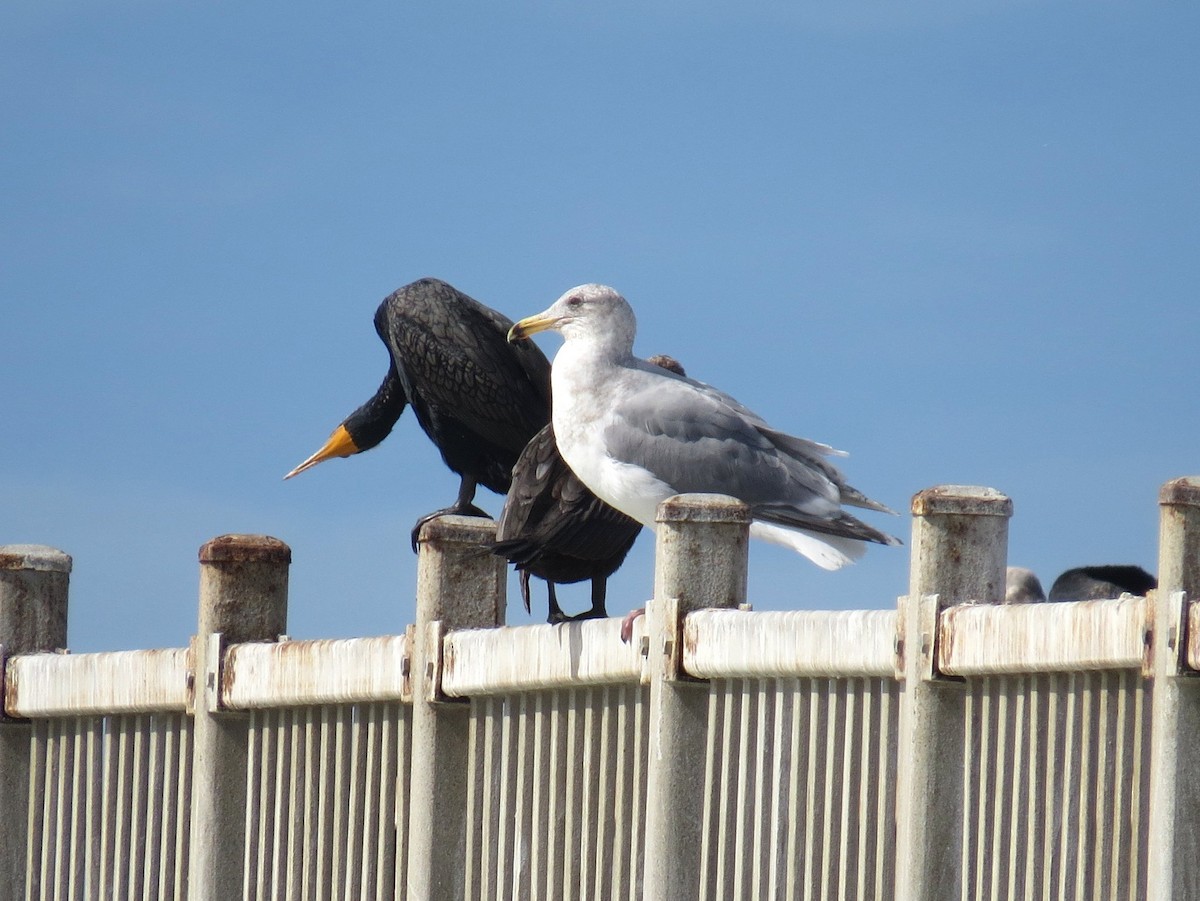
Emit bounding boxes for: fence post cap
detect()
[656,493,751,525]
[416,514,498,547]
[199,534,291,565]
[1159,476,1200,508]
[0,545,73,573]
[911,485,1012,518]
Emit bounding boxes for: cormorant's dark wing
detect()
[1048,565,1157,601]
[376,279,552,452]
[496,425,642,566]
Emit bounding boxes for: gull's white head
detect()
[508,284,637,355]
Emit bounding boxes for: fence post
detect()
[187,535,289,901]
[0,545,71,901]
[894,486,1011,901]
[406,515,505,901]
[642,494,750,901]
[1147,476,1200,901]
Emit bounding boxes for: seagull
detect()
[507,284,900,569]
[1004,566,1047,603]
[494,354,687,623]
[285,278,551,550]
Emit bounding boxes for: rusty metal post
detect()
[642,494,750,901]
[187,535,289,901]
[406,516,504,901]
[894,486,1011,901]
[0,545,71,901]
[1148,477,1200,901]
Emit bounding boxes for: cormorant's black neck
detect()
[342,364,408,452]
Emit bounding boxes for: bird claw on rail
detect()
[619,607,645,643]
[410,505,494,553]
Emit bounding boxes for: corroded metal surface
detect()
[221,635,409,709]
[911,485,1013,518]
[198,534,291,565]
[939,596,1149,676]
[682,609,897,679]
[6,648,190,717]
[0,545,72,573]
[1188,599,1200,672]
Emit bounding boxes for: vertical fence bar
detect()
[643,493,750,901]
[406,515,505,901]
[187,534,290,901]
[1147,476,1200,901]
[0,545,71,901]
[895,485,1011,901]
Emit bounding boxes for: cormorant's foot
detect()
[455,502,492,519]
[546,606,607,626]
[409,505,494,553]
[619,607,646,643]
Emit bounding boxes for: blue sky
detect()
[4,2,1197,652]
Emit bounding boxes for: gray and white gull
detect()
[508,285,901,569]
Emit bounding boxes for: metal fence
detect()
[3,479,1200,901]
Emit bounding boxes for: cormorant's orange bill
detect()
[507,312,560,343]
[283,424,360,479]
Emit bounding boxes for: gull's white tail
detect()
[749,521,869,571]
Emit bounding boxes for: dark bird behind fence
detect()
[1047,565,1157,602]
[495,354,687,623]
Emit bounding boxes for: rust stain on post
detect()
[937,607,957,669]
[1187,600,1200,672]
[657,494,751,524]
[199,534,291,565]
[1160,476,1200,508]
[911,486,1013,518]
[0,546,73,572]
[3,663,17,717]
[416,515,499,549]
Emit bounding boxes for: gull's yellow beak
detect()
[507,312,559,343]
[283,424,360,479]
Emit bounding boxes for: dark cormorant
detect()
[285,278,552,549]
[1047,565,1157,601]
[494,355,686,624]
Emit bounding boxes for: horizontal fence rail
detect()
[6,648,191,717]
[441,618,648,698]
[939,595,1151,676]
[223,636,412,710]
[3,478,1200,900]
[683,608,897,679]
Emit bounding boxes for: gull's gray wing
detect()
[601,371,843,518]
[626,359,894,516]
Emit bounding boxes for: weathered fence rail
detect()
[3,479,1200,900]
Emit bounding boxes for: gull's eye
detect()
[566,295,583,307]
